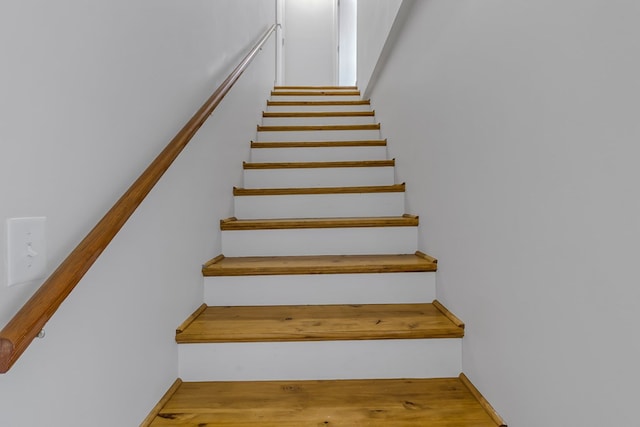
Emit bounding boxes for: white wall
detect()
[366,1,640,426]
[356,0,402,92]
[283,0,337,85]
[0,1,275,425]
[338,0,357,86]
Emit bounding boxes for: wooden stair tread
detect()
[267,100,371,106]
[147,377,504,426]
[274,85,358,90]
[263,111,374,118]
[271,90,361,96]
[202,252,436,276]
[233,183,405,196]
[220,215,418,230]
[175,302,464,343]
[257,124,380,132]
[243,159,393,169]
[251,139,386,148]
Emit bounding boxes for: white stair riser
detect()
[267,104,372,112]
[270,95,361,102]
[243,167,394,188]
[178,339,462,381]
[234,192,405,219]
[257,129,381,142]
[221,227,418,256]
[262,116,375,126]
[250,146,387,162]
[204,272,436,306]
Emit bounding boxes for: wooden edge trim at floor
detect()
[139,378,182,427]
[257,124,380,132]
[220,216,419,230]
[263,111,375,118]
[251,140,387,148]
[433,300,465,329]
[233,184,405,196]
[267,100,371,106]
[459,373,508,427]
[243,159,394,169]
[176,304,207,334]
[415,250,438,264]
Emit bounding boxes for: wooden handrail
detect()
[0,24,277,373]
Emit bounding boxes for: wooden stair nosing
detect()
[202,252,437,276]
[242,159,394,170]
[433,300,465,329]
[416,250,438,264]
[263,111,375,118]
[175,303,464,343]
[267,100,371,106]
[271,90,361,96]
[257,124,380,132]
[219,215,419,231]
[148,377,503,427]
[176,303,207,334]
[233,183,405,196]
[251,139,387,148]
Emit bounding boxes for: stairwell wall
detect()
[365,1,640,426]
[0,1,275,426]
[356,0,403,94]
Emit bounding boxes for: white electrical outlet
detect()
[7,217,47,287]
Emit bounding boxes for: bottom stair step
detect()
[143,376,506,426]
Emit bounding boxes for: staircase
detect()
[143,87,506,426]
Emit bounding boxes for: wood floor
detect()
[145,377,504,426]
